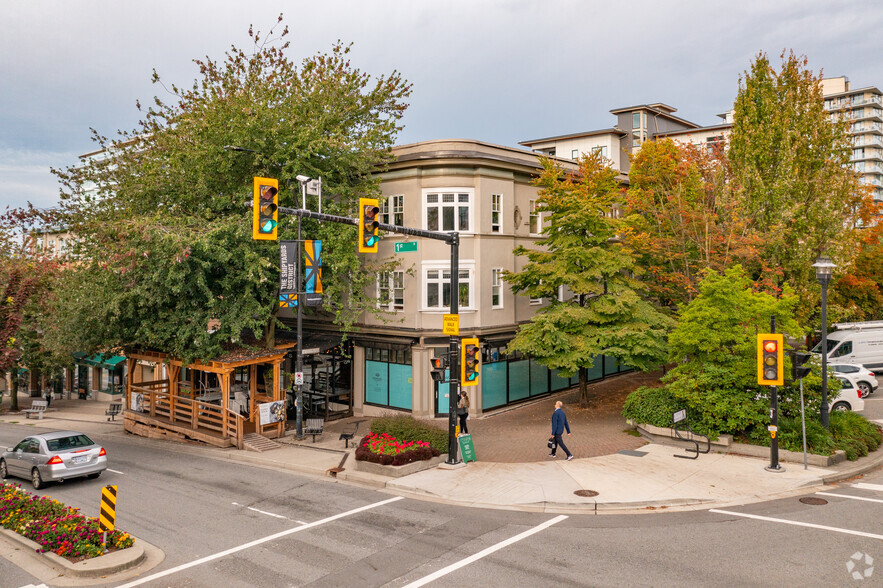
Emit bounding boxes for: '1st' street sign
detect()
[394,241,418,253]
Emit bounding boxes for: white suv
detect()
[830,363,878,398]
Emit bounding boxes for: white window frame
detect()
[491,193,502,233]
[377,270,405,312]
[592,145,607,158]
[529,294,543,305]
[422,261,475,311]
[423,188,474,234]
[529,199,542,235]
[491,268,504,309]
[571,149,579,159]
[381,194,404,226]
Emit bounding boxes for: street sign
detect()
[303,293,323,307]
[394,241,418,253]
[294,372,304,385]
[443,314,459,335]
[306,179,321,196]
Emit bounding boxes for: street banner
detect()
[279,241,298,307]
[304,240,323,294]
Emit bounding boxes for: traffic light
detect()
[358,198,380,253]
[461,338,479,386]
[791,351,812,380]
[757,334,784,386]
[252,177,279,240]
[429,357,447,383]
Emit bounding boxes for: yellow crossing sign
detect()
[99,485,117,532]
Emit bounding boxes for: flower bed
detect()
[355,432,441,466]
[0,482,134,562]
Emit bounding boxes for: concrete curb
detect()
[0,527,146,578]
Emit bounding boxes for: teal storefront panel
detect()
[365,360,388,405]
[508,360,530,401]
[437,370,451,414]
[482,362,507,409]
[586,355,604,380]
[388,363,413,410]
[529,358,549,396]
[551,368,571,392]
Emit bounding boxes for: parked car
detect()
[0,431,107,489]
[830,363,878,398]
[830,374,865,412]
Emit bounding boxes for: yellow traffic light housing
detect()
[358,198,380,253]
[461,338,479,386]
[252,177,279,240]
[757,334,784,386]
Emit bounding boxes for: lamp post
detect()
[813,255,836,429]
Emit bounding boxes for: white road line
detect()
[709,509,883,540]
[247,506,287,519]
[853,482,883,492]
[817,492,883,504]
[401,515,568,588]
[106,469,125,474]
[115,496,404,588]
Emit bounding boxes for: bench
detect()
[304,418,324,442]
[339,421,361,448]
[106,402,123,421]
[23,400,48,420]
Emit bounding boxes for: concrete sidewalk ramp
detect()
[387,444,827,513]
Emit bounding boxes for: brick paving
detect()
[463,370,663,463]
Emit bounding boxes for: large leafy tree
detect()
[624,138,758,308]
[51,17,411,363]
[729,51,865,309]
[505,153,673,407]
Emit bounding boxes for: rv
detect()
[812,321,883,370]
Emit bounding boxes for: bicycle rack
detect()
[671,409,710,460]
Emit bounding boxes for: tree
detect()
[729,51,864,310]
[51,17,411,364]
[624,138,758,308]
[831,217,883,321]
[505,153,673,407]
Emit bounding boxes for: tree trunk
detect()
[10,368,19,412]
[578,366,589,408]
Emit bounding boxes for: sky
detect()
[2,0,883,211]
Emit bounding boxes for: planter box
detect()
[352,453,447,478]
[636,423,847,467]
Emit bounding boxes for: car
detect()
[830,374,865,412]
[0,431,107,490]
[830,363,878,398]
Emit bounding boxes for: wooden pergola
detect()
[123,342,296,449]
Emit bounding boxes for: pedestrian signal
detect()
[358,198,380,253]
[791,351,812,380]
[253,177,279,240]
[757,334,784,386]
[429,357,447,383]
[461,338,479,386]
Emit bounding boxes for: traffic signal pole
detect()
[279,206,463,464]
[768,315,782,472]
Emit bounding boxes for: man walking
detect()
[550,400,573,460]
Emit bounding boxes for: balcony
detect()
[851,122,883,134]
[853,136,883,148]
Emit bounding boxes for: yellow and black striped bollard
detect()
[98,485,117,551]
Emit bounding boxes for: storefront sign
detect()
[259,401,286,425]
[458,433,476,463]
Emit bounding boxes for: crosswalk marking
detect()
[817,492,883,504]
[710,509,883,540]
[853,482,883,492]
[401,515,568,588]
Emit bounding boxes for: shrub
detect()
[622,385,685,428]
[747,417,836,456]
[745,412,882,461]
[830,411,882,460]
[0,482,134,560]
[369,414,448,452]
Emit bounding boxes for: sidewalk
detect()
[2,386,881,515]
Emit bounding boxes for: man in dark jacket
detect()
[550,400,573,460]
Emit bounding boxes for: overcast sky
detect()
[2,0,882,211]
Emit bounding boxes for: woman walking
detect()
[457,391,470,435]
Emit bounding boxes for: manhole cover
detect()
[799,497,828,505]
[574,490,599,497]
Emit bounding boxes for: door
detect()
[7,438,34,475]
[434,370,451,417]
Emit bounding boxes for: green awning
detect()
[73,352,127,369]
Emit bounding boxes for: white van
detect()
[812,321,883,370]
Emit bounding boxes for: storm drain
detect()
[574,490,599,498]
[799,497,828,506]
[618,449,648,457]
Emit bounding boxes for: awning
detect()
[73,352,127,369]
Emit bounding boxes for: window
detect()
[492,268,503,308]
[425,190,472,232]
[592,146,607,158]
[491,194,502,233]
[381,195,403,226]
[632,112,643,129]
[425,267,471,310]
[378,271,404,311]
[529,200,542,235]
[571,149,579,159]
[530,294,542,305]
[365,346,413,410]
[832,341,853,358]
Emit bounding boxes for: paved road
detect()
[3,420,883,587]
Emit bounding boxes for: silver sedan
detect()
[0,431,107,489]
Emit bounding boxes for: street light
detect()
[813,255,836,429]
